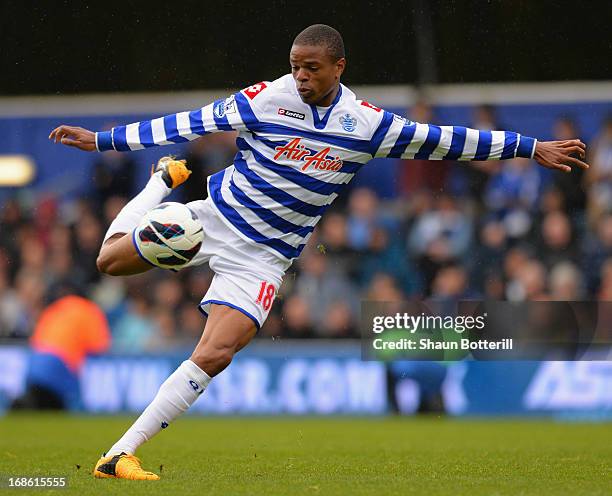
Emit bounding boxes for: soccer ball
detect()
[135,202,203,270]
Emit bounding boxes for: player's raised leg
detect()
[96,156,192,276]
[96,234,152,276]
[94,304,257,480]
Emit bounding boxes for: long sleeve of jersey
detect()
[95,92,249,152]
[372,112,537,161]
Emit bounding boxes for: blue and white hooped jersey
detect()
[96,74,537,261]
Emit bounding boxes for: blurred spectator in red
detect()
[11,293,110,410]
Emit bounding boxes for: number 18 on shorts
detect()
[255,281,276,312]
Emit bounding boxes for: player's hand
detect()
[48,125,97,152]
[533,139,588,173]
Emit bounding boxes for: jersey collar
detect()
[309,85,343,130]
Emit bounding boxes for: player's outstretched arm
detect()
[48,90,256,152]
[49,106,216,153]
[374,114,588,173]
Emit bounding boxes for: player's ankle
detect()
[106,449,132,457]
[150,170,172,192]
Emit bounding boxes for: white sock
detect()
[103,172,171,242]
[106,360,211,456]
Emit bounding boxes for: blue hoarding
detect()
[1,344,611,418]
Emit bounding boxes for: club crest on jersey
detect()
[278,108,305,120]
[339,113,357,132]
[213,95,236,119]
[213,101,225,119]
[274,138,343,172]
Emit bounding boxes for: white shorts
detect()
[181,197,291,330]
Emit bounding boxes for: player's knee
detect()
[190,346,235,377]
[96,253,109,274]
[96,251,120,276]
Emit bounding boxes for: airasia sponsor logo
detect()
[243,82,267,100]
[274,138,343,172]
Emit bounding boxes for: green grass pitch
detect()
[0,413,610,495]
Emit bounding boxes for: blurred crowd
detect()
[1,106,611,350]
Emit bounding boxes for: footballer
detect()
[49,24,588,480]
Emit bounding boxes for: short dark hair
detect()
[293,24,345,61]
